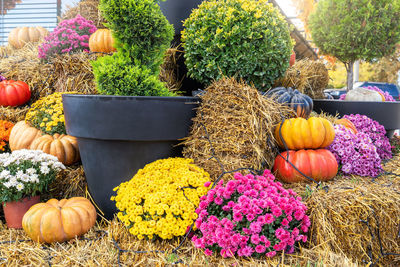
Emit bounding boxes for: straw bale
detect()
[61,0,106,29]
[50,52,98,95]
[0,44,54,103]
[183,77,294,180]
[276,59,329,99]
[284,158,400,267]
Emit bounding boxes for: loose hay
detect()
[48,165,88,200]
[183,77,294,180]
[275,59,329,99]
[0,218,359,266]
[159,47,184,93]
[62,0,106,29]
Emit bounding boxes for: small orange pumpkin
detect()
[89,29,116,53]
[336,118,358,134]
[274,117,335,150]
[22,197,97,243]
[29,134,80,166]
[8,26,48,49]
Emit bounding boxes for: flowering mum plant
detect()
[339,86,396,102]
[0,74,5,82]
[0,120,14,153]
[192,170,310,258]
[0,149,65,203]
[111,158,211,240]
[38,15,97,60]
[343,114,392,160]
[328,125,382,177]
[25,92,78,135]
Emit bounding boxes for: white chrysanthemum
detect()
[40,165,50,175]
[26,168,36,175]
[16,183,24,191]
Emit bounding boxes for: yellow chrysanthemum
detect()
[112,157,212,240]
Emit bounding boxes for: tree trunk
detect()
[345,61,354,91]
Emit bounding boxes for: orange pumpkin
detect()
[22,197,97,243]
[8,26,48,49]
[336,118,358,134]
[30,134,80,166]
[273,149,338,183]
[89,29,116,53]
[9,121,80,165]
[9,121,42,151]
[274,117,335,150]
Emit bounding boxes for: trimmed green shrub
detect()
[92,0,174,96]
[92,53,174,96]
[182,0,294,91]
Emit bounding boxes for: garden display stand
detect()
[62,95,198,219]
[313,99,400,137]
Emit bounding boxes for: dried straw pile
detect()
[276,59,329,99]
[48,165,88,200]
[0,218,359,266]
[61,0,106,29]
[183,77,294,180]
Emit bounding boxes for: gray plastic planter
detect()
[313,99,400,137]
[62,95,199,218]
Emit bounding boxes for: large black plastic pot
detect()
[158,0,203,35]
[313,99,400,137]
[62,95,199,218]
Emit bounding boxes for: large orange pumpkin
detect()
[8,26,48,49]
[89,29,116,53]
[273,149,338,183]
[9,121,42,151]
[274,117,335,150]
[30,134,80,166]
[8,121,80,165]
[22,197,97,243]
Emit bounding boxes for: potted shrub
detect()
[181,0,294,91]
[62,0,198,218]
[0,150,65,228]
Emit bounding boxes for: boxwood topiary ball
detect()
[182,0,294,91]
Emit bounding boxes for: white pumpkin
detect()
[344,87,384,102]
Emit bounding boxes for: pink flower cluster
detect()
[38,15,97,59]
[0,75,5,82]
[192,170,310,258]
[344,114,392,160]
[339,86,395,102]
[328,125,383,177]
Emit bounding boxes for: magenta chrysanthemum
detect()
[193,170,309,258]
[38,15,97,60]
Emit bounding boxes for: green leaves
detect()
[92,52,175,96]
[182,0,294,91]
[93,0,174,96]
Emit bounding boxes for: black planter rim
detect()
[314,99,400,104]
[62,94,200,102]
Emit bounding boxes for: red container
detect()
[2,196,40,229]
